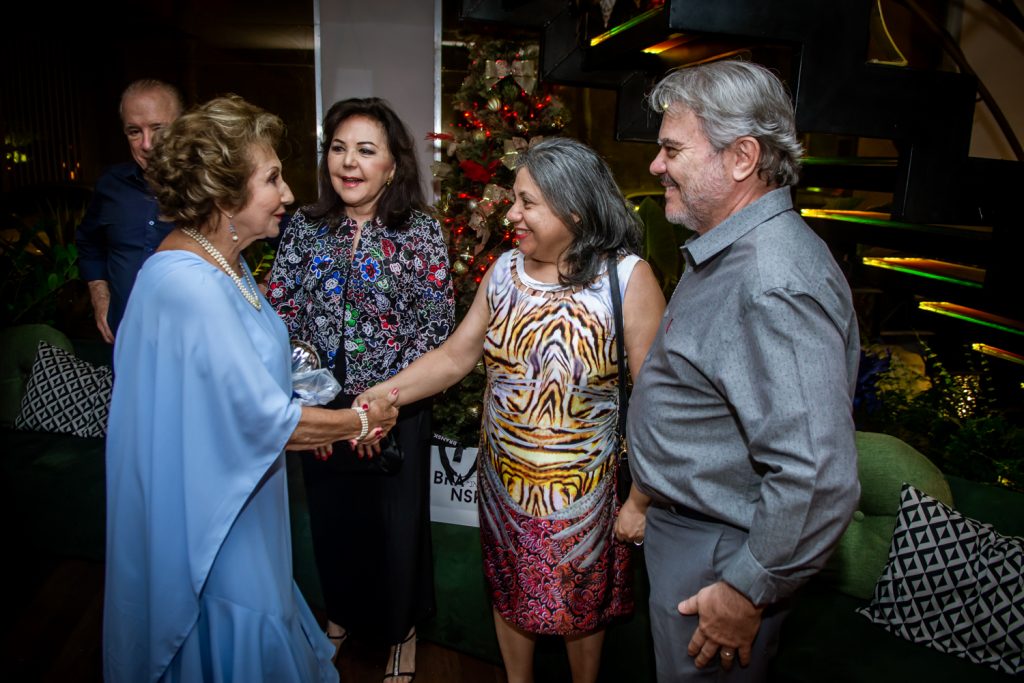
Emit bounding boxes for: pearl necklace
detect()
[181,228,262,310]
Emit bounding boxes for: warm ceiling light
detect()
[861,257,984,288]
[972,343,1024,366]
[918,302,1024,336]
[643,34,688,55]
[590,6,664,47]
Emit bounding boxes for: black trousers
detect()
[301,398,436,644]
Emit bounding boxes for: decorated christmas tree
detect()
[429,37,570,444]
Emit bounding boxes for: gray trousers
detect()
[644,506,789,683]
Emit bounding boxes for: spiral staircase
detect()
[460,0,1024,391]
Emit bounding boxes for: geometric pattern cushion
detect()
[14,341,113,438]
[858,483,1024,675]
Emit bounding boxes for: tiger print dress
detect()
[479,248,638,635]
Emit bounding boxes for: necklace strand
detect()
[181,228,262,310]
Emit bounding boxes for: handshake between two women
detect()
[286,388,401,460]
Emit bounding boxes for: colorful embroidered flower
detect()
[267,281,285,301]
[381,238,396,258]
[360,256,381,281]
[427,263,448,288]
[399,244,416,264]
[309,254,333,279]
[412,252,427,274]
[324,270,343,296]
[346,337,366,355]
[277,299,298,319]
[344,302,358,328]
[379,312,399,330]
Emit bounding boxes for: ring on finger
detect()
[721,650,735,659]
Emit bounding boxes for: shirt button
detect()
[149,220,155,225]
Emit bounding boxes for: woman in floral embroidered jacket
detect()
[267,97,454,682]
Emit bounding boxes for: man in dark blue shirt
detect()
[75,79,183,341]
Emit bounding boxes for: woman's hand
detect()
[286,389,398,453]
[357,388,399,447]
[614,485,651,545]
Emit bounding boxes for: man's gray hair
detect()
[649,60,803,187]
[119,79,184,121]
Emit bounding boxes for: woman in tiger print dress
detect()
[355,137,665,683]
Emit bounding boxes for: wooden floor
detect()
[3,558,507,683]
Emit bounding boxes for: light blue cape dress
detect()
[103,251,338,682]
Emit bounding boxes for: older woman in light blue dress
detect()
[103,95,398,683]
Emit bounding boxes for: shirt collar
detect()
[681,186,794,267]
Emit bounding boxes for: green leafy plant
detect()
[0,200,84,327]
[857,341,1024,489]
[244,240,276,282]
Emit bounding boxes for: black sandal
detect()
[383,629,416,682]
[325,629,348,663]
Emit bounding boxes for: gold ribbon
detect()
[500,136,545,170]
[478,184,514,216]
[483,57,538,93]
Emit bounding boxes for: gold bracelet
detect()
[353,406,369,441]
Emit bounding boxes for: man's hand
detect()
[678,581,763,671]
[87,280,115,344]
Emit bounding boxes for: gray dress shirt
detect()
[628,187,861,606]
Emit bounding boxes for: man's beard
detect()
[662,154,729,233]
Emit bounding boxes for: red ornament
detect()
[460,159,501,184]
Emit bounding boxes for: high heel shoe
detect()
[383,629,416,682]
[325,628,348,663]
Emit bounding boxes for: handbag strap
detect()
[606,253,628,441]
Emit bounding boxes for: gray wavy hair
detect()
[514,137,641,289]
[649,60,803,187]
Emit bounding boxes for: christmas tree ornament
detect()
[430,37,570,444]
[600,0,617,27]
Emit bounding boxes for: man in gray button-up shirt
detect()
[627,61,861,682]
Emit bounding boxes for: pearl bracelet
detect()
[353,406,369,441]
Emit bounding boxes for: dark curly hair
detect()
[145,94,285,227]
[306,97,427,228]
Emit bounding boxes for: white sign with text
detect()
[429,435,479,527]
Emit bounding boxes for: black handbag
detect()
[607,253,632,504]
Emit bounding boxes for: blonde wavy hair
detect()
[145,95,284,227]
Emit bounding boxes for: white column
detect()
[315,0,440,200]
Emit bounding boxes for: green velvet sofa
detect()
[424,432,1024,682]
[1,324,1021,681]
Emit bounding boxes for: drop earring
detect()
[228,214,239,242]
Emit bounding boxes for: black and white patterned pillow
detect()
[14,341,112,438]
[858,483,1023,675]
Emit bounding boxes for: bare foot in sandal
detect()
[383,627,416,682]
[325,621,348,663]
